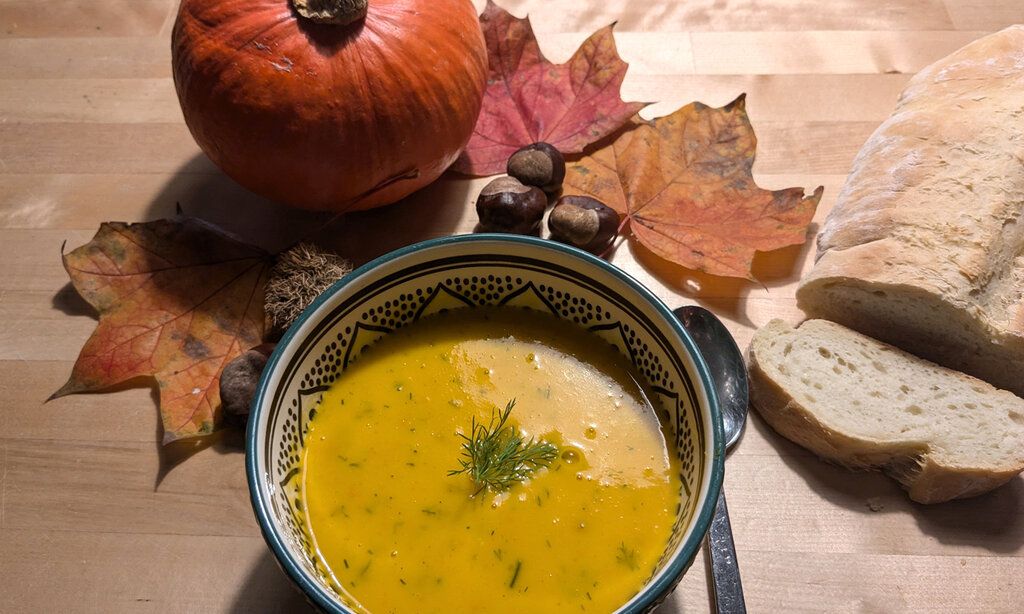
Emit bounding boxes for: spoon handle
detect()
[708,489,746,614]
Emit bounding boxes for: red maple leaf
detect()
[452,1,647,176]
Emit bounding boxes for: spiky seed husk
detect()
[265,242,352,335]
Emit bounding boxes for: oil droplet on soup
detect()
[300,308,682,613]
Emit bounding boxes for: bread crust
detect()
[747,319,1024,504]
[796,26,1024,396]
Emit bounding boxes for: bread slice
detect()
[748,319,1024,504]
[796,26,1024,397]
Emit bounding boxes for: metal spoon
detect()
[674,305,748,614]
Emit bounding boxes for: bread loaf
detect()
[796,26,1024,397]
[748,319,1024,504]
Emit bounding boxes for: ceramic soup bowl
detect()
[247,234,725,613]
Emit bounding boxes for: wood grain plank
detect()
[0,173,485,257]
[0,123,204,174]
[943,1,1024,30]
[2,438,255,537]
[753,121,875,174]
[497,0,955,32]
[737,551,1024,613]
[0,529,314,613]
[0,173,332,245]
[691,30,985,74]
[726,443,1024,557]
[0,0,171,39]
[0,79,181,123]
[0,229,93,291]
[0,37,169,78]
[629,74,909,122]
[542,30,983,75]
[0,291,101,361]
[0,441,6,529]
[0,31,986,81]
[0,361,158,443]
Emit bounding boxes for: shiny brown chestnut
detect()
[507,142,566,194]
[476,176,548,234]
[547,195,619,254]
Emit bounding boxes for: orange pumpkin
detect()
[172,0,487,212]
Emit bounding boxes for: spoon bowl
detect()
[674,306,749,448]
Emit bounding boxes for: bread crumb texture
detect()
[749,319,1024,503]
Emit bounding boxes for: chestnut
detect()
[476,176,547,234]
[507,142,565,193]
[220,343,275,420]
[547,195,619,254]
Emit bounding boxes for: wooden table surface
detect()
[2,0,1024,612]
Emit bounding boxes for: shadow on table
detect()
[630,223,817,327]
[52,280,96,317]
[143,154,476,260]
[646,551,714,614]
[152,411,245,487]
[153,413,259,487]
[229,550,316,614]
[753,412,1024,554]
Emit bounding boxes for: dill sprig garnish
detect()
[449,399,558,495]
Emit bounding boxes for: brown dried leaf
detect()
[52,218,271,442]
[565,96,823,279]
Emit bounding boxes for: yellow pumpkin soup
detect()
[300,308,681,613]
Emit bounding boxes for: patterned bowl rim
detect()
[246,233,725,614]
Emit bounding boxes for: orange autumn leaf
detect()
[52,218,271,442]
[452,1,647,176]
[565,95,823,279]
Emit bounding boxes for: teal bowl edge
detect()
[245,232,727,614]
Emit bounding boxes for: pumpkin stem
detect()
[292,0,368,25]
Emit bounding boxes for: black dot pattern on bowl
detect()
[536,284,671,388]
[443,274,519,305]
[266,266,705,590]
